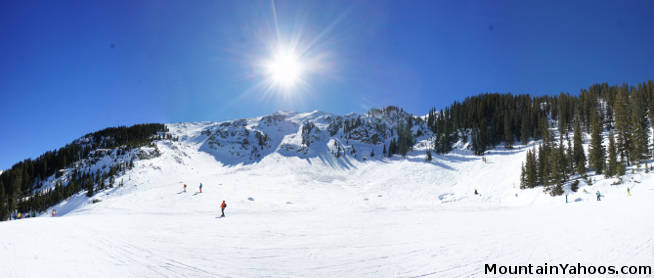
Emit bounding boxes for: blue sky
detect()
[1,0,654,169]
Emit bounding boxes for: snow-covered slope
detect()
[2,110,654,277]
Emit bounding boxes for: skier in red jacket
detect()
[220,200,227,217]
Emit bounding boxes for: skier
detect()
[596,191,601,201]
[52,209,56,217]
[199,183,203,193]
[220,200,227,217]
[565,194,568,203]
[627,187,631,196]
[474,189,479,195]
[184,184,187,192]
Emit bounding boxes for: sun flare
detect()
[265,48,304,89]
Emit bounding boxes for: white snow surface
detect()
[2,114,654,277]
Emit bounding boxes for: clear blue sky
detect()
[1,0,654,170]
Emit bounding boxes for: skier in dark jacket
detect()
[220,200,227,217]
[199,183,203,193]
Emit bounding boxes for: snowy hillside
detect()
[2,110,654,277]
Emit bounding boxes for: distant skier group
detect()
[594,187,631,201]
[183,183,203,194]
[565,187,632,203]
[182,182,228,217]
[10,210,43,220]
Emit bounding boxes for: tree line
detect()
[520,81,653,195]
[425,81,653,161]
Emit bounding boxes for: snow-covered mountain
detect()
[3,108,654,277]
[196,109,430,165]
[14,108,427,202]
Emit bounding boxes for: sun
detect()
[265,48,304,89]
[246,0,339,101]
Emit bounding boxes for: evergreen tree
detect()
[520,163,527,188]
[388,122,415,157]
[539,116,553,148]
[434,110,455,154]
[616,159,626,177]
[629,89,649,168]
[572,121,586,175]
[537,144,548,185]
[548,142,562,185]
[566,133,574,177]
[558,135,569,182]
[86,183,94,197]
[471,126,485,155]
[0,184,6,221]
[606,131,618,177]
[471,120,488,155]
[388,138,397,157]
[613,85,631,163]
[520,148,538,188]
[557,93,572,134]
[588,112,605,174]
[504,113,513,148]
[526,149,537,188]
[8,192,17,217]
[520,117,529,145]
